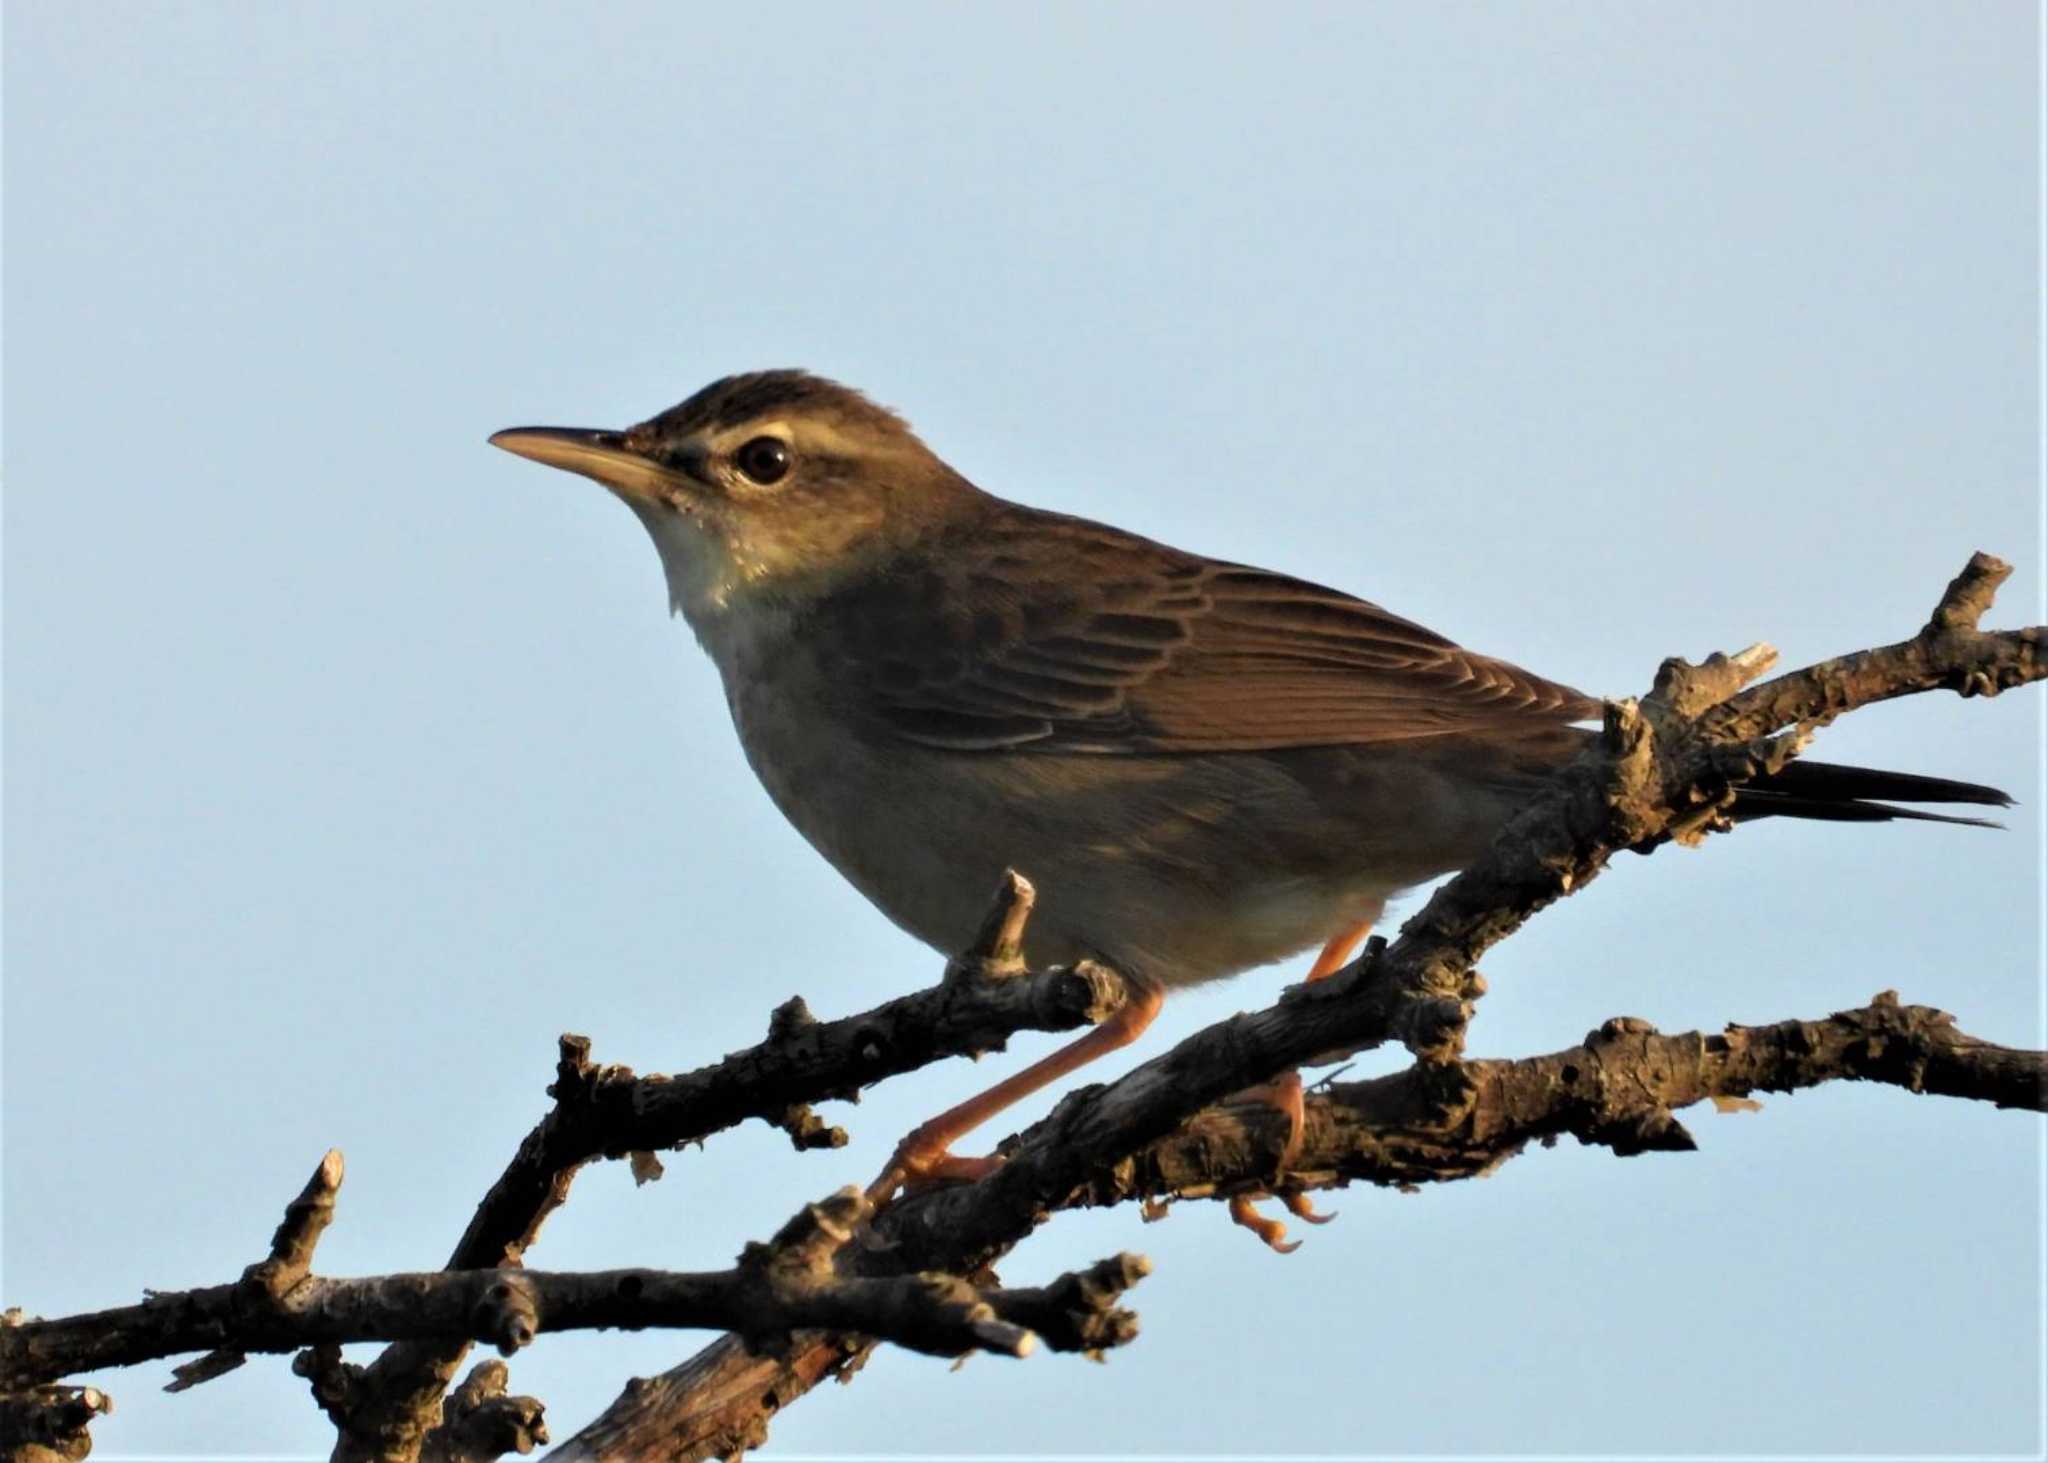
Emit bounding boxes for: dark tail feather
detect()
[1734,758,2013,830]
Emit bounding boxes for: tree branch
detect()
[0,1383,113,1463]
[456,874,1125,1276]
[1716,551,2042,737]
[0,1178,1147,1395]
[340,872,1131,1458]
[419,1360,548,1463]
[554,991,2039,1460]
[1101,991,2046,1208]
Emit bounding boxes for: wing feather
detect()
[821,505,1599,754]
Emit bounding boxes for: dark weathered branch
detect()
[0,1383,112,1462]
[164,1147,347,1396]
[1716,552,2042,737]
[344,872,1130,1459]
[419,1360,547,1463]
[456,875,1124,1277]
[545,1332,868,1463]
[556,555,2045,1458]
[1098,990,2047,1209]
[0,1184,1145,1393]
[559,991,2041,1459]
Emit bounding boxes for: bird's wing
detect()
[822,506,1601,754]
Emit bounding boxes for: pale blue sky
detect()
[6,3,2042,1457]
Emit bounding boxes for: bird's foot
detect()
[1227,1188,1337,1253]
[1219,1069,1338,1251]
[1227,1069,1307,1172]
[866,1128,1004,1207]
[1227,1192,1299,1253]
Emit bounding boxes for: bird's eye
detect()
[734,436,792,485]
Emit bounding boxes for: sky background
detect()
[6,3,2042,1458]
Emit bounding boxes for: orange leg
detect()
[1304,916,1375,983]
[868,973,1166,1204]
[1226,910,1379,1251]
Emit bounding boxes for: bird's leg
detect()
[1225,912,1378,1251]
[1303,919,1374,982]
[867,971,1165,1204]
[1229,916,1373,1150]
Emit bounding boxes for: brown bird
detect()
[492,370,2009,1242]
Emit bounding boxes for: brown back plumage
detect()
[819,501,1603,754]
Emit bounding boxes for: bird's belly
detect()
[728,686,1490,988]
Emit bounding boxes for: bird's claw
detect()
[1281,1188,1336,1225]
[1227,1069,1307,1176]
[867,1140,1003,1207]
[1228,1192,1302,1253]
[1227,1188,1335,1251]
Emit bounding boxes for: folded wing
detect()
[824,507,1600,754]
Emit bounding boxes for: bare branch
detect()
[561,990,2037,1458]
[0,1186,1146,1391]
[0,1383,113,1462]
[162,1148,347,1395]
[977,1253,1151,1358]
[419,1361,548,1463]
[1,1150,345,1399]
[1105,991,2046,1209]
[344,873,1128,1457]
[544,1334,865,1463]
[455,925,1126,1278]
[1717,551,2042,737]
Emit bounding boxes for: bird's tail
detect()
[1733,759,2013,829]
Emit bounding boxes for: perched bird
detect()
[492,370,2009,1230]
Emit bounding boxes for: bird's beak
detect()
[488,427,686,507]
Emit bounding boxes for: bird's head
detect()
[491,370,978,624]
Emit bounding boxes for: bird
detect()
[491,369,2010,1241]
